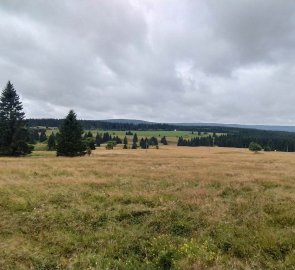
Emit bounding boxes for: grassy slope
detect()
[0,147,294,269]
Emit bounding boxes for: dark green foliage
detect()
[132,142,137,149]
[95,132,123,144]
[95,133,102,147]
[161,136,168,145]
[82,132,96,150]
[28,129,39,144]
[83,131,93,140]
[140,138,145,149]
[114,136,122,144]
[47,132,56,151]
[249,142,262,152]
[106,141,115,149]
[149,136,158,146]
[133,133,138,143]
[39,130,47,142]
[140,138,149,149]
[126,130,133,135]
[0,81,32,156]
[55,132,61,145]
[123,136,128,145]
[264,145,272,152]
[84,137,96,150]
[29,128,48,144]
[102,132,112,143]
[213,134,292,152]
[123,144,128,149]
[177,136,213,147]
[56,110,86,156]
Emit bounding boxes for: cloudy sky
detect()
[1,0,295,124]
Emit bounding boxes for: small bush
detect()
[106,141,116,149]
[249,142,262,152]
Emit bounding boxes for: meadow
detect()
[46,129,223,145]
[0,146,294,269]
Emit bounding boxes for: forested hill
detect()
[28,118,233,132]
[27,118,295,134]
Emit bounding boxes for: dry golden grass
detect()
[0,146,294,269]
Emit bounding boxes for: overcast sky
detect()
[1,0,295,124]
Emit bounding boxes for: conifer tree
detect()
[29,129,39,144]
[102,132,110,143]
[140,138,145,149]
[56,110,86,156]
[133,133,138,143]
[55,132,61,146]
[47,132,56,150]
[95,133,102,147]
[144,138,149,149]
[123,136,128,145]
[0,81,32,156]
[115,136,122,144]
[149,136,158,146]
[160,136,168,145]
[140,137,149,149]
[132,142,137,149]
[39,130,47,142]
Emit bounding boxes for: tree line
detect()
[25,119,262,134]
[177,132,295,152]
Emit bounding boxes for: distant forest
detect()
[28,118,238,132]
[28,118,295,152]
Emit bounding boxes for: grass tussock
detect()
[0,146,294,269]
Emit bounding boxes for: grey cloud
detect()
[0,0,295,124]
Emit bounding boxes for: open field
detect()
[0,146,295,269]
[85,130,221,138]
[46,129,224,145]
[45,130,220,137]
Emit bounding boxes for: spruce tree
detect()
[132,142,137,149]
[133,133,138,143]
[123,136,128,145]
[56,110,86,156]
[29,129,39,144]
[161,136,168,145]
[47,132,56,150]
[84,137,96,150]
[39,130,47,142]
[55,132,61,145]
[140,138,145,149]
[144,138,149,149]
[95,133,102,147]
[149,136,158,146]
[0,81,32,156]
